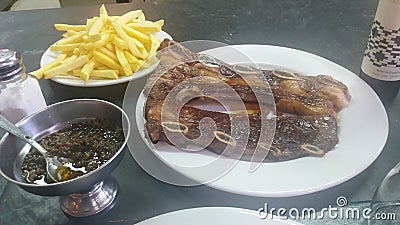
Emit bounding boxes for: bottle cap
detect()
[0,49,26,82]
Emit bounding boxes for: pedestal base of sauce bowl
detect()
[60,176,118,217]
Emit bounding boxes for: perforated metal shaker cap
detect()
[0,49,26,82]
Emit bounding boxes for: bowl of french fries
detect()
[33,4,172,87]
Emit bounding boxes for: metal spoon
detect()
[0,114,62,182]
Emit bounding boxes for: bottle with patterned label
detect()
[360,0,400,105]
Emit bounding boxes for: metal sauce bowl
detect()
[0,99,130,217]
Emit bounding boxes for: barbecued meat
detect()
[145,60,349,119]
[262,70,351,115]
[146,104,337,162]
[143,39,350,162]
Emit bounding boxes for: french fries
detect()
[31,4,164,82]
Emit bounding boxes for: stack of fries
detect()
[32,4,164,81]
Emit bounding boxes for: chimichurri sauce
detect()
[21,118,124,184]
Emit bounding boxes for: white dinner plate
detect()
[135,207,303,225]
[134,44,388,197]
[40,30,172,87]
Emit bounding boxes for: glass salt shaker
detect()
[0,49,47,123]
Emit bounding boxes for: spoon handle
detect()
[0,114,47,156]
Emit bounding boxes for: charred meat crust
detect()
[146,105,337,162]
[144,39,349,162]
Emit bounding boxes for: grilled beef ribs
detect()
[146,104,338,162]
[143,39,350,162]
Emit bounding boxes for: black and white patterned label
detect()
[364,20,400,67]
[362,20,400,81]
